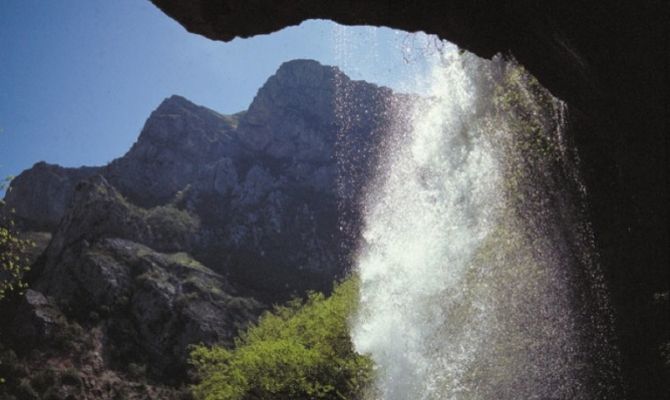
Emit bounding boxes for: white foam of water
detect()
[351,53,503,400]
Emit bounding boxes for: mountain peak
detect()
[269,59,346,89]
[153,94,209,115]
[159,93,192,105]
[277,58,324,69]
[275,58,340,75]
[132,95,236,151]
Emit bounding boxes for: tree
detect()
[190,277,373,400]
[0,177,32,300]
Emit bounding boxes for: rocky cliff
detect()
[0,59,405,394]
[7,59,404,299]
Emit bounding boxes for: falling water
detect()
[350,45,621,399]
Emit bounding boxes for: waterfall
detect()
[350,47,621,400]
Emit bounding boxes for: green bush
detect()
[0,178,34,300]
[144,205,199,241]
[190,277,373,400]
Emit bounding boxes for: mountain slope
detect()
[0,59,407,395]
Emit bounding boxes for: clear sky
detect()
[0,0,447,186]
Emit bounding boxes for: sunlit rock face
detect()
[5,59,401,300]
[105,95,242,208]
[3,162,100,230]
[3,59,407,380]
[4,175,259,380]
[240,59,341,158]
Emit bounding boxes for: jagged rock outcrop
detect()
[1,60,404,385]
[105,95,242,207]
[147,2,668,397]
[42,176,198,257]
[6,289,66,348]
[3,162,100,230]
[6,59,404,300]
[7,175,260,378]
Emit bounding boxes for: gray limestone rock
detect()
[35,236,261,377]
[4,162,100,230]
[1,59,408,381]
[8,289,66,347]
[105,95,242,207]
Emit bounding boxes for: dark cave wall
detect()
[150,1,669,398]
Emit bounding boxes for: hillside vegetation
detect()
[190,277,373,400]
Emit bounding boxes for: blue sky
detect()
[0,0,446,186]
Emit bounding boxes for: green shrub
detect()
[144,205,199,242]
[190,277,373,400]
[0,178,34,300]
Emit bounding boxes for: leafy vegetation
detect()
[0,309,93,394]
[489,60,564,209]
[189,277,373,400]
[144,204,200,237]
[0,177,33,301]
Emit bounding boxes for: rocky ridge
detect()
[0,59,407,393]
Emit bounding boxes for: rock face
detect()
[6,289,66,349]
[8,60,403,300]
[105,95,242,207]
[5,173,260,379]
[2,60,402,381]
[148,1,668,397]
[3,162,100,230]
